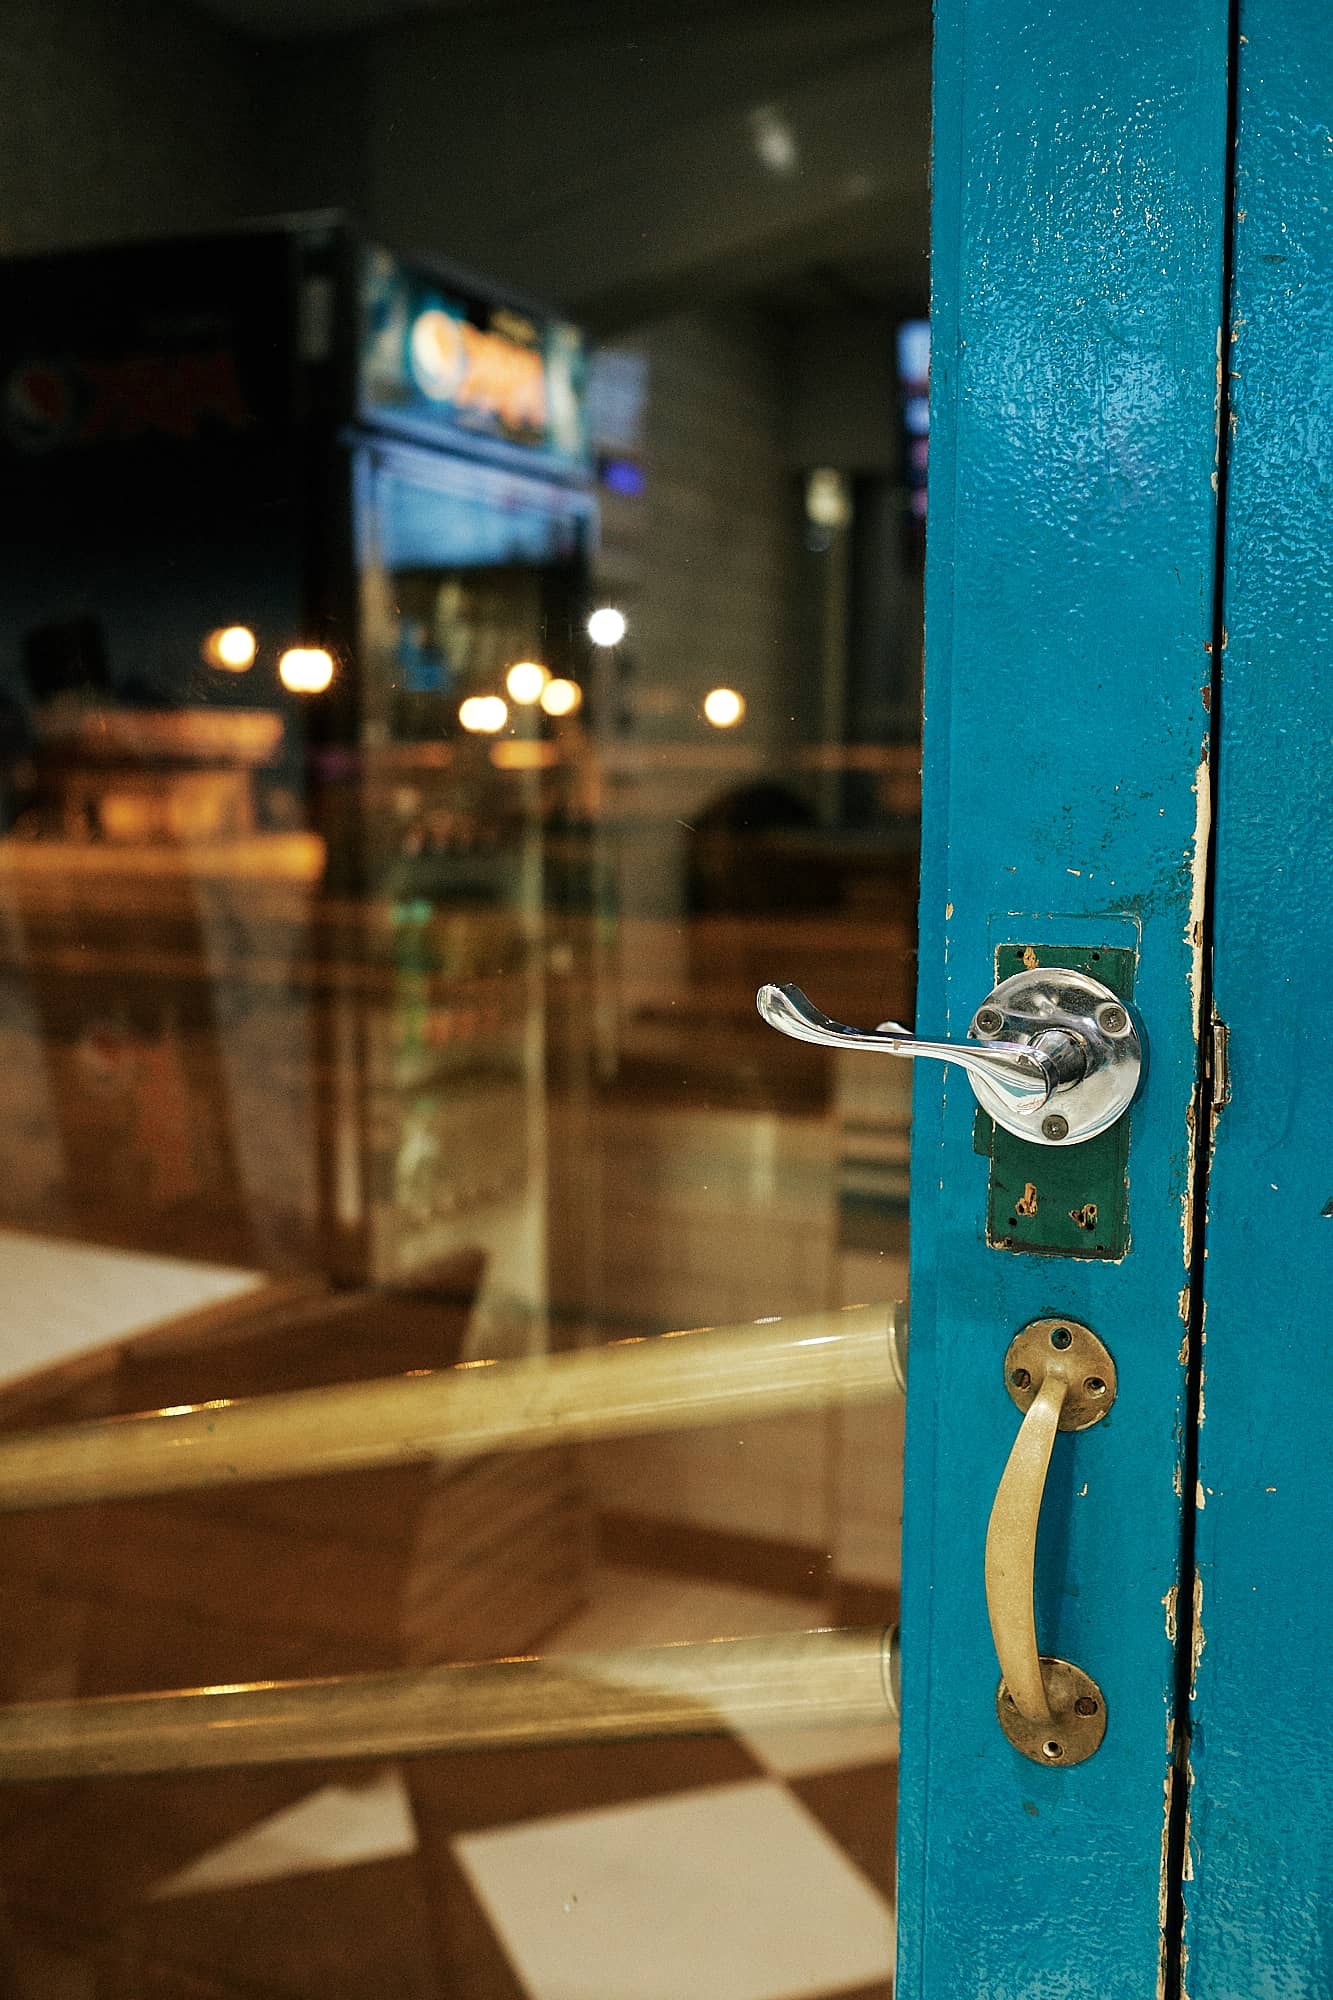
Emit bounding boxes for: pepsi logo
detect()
[4,361,74,450]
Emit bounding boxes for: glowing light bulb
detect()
[586,607,627,647]
[540,677,583,717]
[459,695,508,734]
[278,647,335,694]
[506,661,550,704]
[703,687,745,729]
[204,625,257,672]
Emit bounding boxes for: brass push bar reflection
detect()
[0,1304,905,1513]
[0,1626,899,1783]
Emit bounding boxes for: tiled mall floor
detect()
[139,1566,898,2000]
[0,1231,900,1996]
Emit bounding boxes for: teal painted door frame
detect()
[900,2,1231,1992]
[1186,8,1333,1995]
[902,5,1330,1993]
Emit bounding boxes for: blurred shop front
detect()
[0,8,926,1976]
[0,224,592,1338]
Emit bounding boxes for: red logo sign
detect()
[4,348,254,451]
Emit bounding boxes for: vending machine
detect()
[0,221,596,1349]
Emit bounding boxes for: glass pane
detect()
[0,9,926,1994]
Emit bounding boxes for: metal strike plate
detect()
[996,1656,1108,1766]
[977,943,1137,1258]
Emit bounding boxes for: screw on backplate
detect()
[1041,1113,1070,1141]
[1097,1003,1128,1035]
[974,1007,1004,1036]
[1050,1327,1073,1349]
[1074,1696,1099,1717]
[1042,1739,1065,1760]
[1011,1367,1032,1389]
[1084,1375,1106,1396]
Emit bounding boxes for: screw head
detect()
[1041,1112,1070,1141]
[1097,1003,1128,1036]
[1010,1366,1032,1389]
[974,1007,1004,1037]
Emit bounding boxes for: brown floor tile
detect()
[412,1842,528,2000]
[406,1729,765,1839]
[0,1763,366,1924]
[129,1854,441,2000]
[789,1760,899,1905]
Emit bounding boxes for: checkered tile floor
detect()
[59,1568,898,2000]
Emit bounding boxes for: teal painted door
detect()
[1184,8,1333,1995]
[895,1,1328,1992]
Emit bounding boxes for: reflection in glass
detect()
[0,4,925,1974]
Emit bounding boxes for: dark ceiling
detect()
[188,0,932,326]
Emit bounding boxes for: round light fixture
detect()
[540,677,583,717]
[586,606,627,647]
[703,687,745,729]
[278,647,335,694]
[505,661,550,704]
[459,695,509,734]
[203,625,257,672]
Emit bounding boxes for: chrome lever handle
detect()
[756,982,1068,1113]
[756,965,1143,1147]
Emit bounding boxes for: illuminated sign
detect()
[896,318,930,527]
[409,310,548,432]
[360,250,589,472]
[3,348,253,452]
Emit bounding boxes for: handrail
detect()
[0,1302,906,1512]
[0,1625,900,1783]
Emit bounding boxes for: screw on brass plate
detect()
[975,1007,1004,1036]
[1097,1003,1129,1035]
[995,1657,1107,1766]
[1041,1113,1069,1141]
[1003,1318,1116,1433]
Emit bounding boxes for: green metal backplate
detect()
[974,942,1135,1259]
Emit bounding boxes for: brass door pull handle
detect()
[984,1317,1116,1765]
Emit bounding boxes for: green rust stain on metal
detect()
[976,942,1135,1260]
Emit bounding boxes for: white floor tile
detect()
[454,1779,894,2000]
[148,1768,418,1899]
[736,1715,899,1780]
[547,1566,814,1654]
[0,1229,259,1387]
[549,1570,898,1774]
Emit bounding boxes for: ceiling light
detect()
[278,647,334,694]
[459,695,508,734]
[587,607,627,647]
[703,687,745,729]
